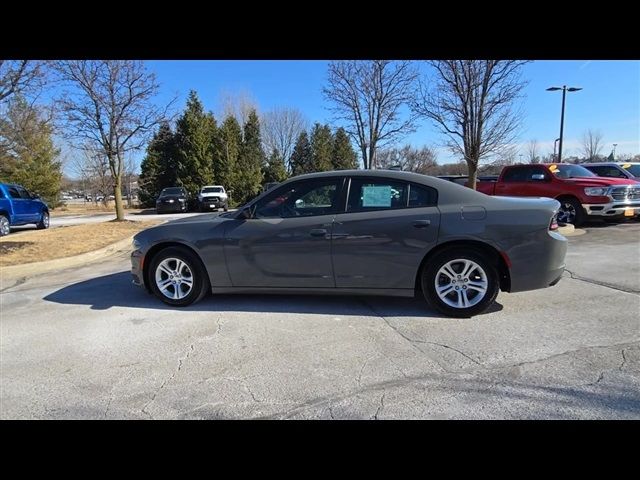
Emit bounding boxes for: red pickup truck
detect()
[475,163,640,226]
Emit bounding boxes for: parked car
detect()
[581,162,640,180]
[0,183,50,236]
[131,170,567,317]
[475,163,640,226]
[156,187,189,213]
[438,175,499,186]
[197,185,228,212]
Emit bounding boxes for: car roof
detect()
[582,162,640,166]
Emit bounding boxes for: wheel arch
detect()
[415,239,511,294]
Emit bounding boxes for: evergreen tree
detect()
[332,127,358,170]
[215,115,242,197]
[263,148,288,184]
[237,110,264,204]
[310,123,334,172]
[290,131,312,176]
[174,91,216,202]
[0,96,62,205]
[138,121,176,207]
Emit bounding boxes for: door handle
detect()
[309,228,328,237]
[412,220,431,228]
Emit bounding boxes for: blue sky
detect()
[62,60,640,175]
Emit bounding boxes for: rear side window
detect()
[502,166,547,182]
[408,184,437,207]
[7,186,23,199]
[347,178,437,212]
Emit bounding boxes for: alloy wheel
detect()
[434,259,488,309]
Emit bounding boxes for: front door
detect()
[332,177,440,289]
[223,177,345,288]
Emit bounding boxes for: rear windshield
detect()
[161,188,184,195]
[548,164,596,178]
[202,187,223,193]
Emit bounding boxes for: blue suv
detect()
[0,183,50,236]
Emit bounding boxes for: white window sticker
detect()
[362,185,392,207]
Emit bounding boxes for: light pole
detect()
[546,85,582,163]
[612,143,618,159]
[553,138,560,162]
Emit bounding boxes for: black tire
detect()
[557,197,586,227]
[36,210,49,230]
[223,204,228,212]
[421,247,500,318]
[0,214,10,237]
[147,246,210,307]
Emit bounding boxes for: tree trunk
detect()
[114,174,125,221]
[467,161,478,190]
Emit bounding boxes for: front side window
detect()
[253,178,341,219]
[8,186,23,199]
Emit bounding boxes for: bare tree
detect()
[0,60,48,105]
[55,60,172,220]
[377,145,438,174]
[261,107,308,171]
[323,60,419,169]
[581,129,604,162]
[412,60,529,189]
[218,89,259,127]
[527,139,541,163]
[72,143,114,205]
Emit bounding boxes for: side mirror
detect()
[531,174,546,181]
[238,207,253,220]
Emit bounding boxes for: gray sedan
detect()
[131,170,567,317]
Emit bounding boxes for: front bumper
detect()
[156,202,187,213]
[131,249,145,287]
[199,197,228,209]
[583,201,640,217]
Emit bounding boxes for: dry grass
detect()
[51,203,144,217]
[0,220,160,267]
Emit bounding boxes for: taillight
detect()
[549,213,559,231]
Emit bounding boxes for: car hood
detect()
[564,177,639,187]
[199,192,226,197]
[158,195,186,200]
[164,212,228,225]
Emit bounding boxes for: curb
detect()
[1,235,134,281]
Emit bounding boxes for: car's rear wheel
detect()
[36,211,49,230]
[557,197,586,227]
[421,248,499,318]
[0,215,10,236]
[148,246,210,307]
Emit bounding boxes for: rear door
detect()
[223,177,345,288]
[494,166,551,197]
[331,177,440,289]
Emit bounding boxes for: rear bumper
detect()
[583,201,640,217]
[507,230,568,293]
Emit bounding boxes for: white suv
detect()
[197,185,228,212]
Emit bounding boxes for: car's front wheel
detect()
[148,246,210,307]
[421,248,499,318]
[36,211,49,230]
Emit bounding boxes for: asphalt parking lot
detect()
[1,221,638,419]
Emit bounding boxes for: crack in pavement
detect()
[620,349,627,371]
[359,299,483,369]
[0,276,27,293]
[564,269,640,295]
[141,342,195,419]
[372,392,386,420]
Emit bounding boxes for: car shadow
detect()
[42,271,503,317]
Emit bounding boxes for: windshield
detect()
[621,164,640,177]
[161,187,184,195]
[549,164,596,178]
[202,187,223,193]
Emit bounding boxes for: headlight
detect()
[168,199,175,203]
[584,187,609,196]
[132,238,142,250]
[179,198,186,202]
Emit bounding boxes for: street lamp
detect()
[553,138,560,162]
[612,143,618,159]
[546,85,582,163]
